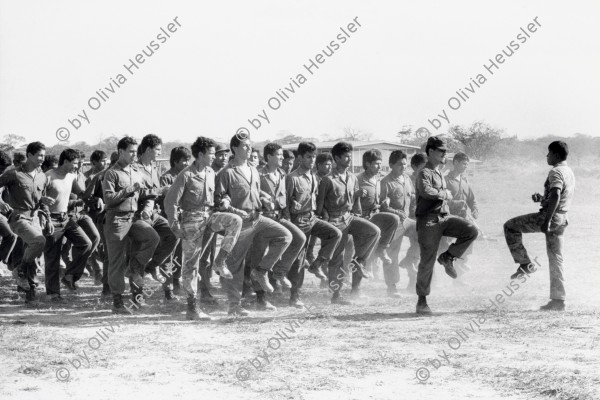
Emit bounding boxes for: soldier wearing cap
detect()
[212,143,230,175]
[414,136,478,314]
[504,141,575,311]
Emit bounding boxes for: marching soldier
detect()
[0,142,54,303]
[440,152,479,281]
[102,136,159,313]
[316,141,380,304]
[247,143,306,310]
[215,133,291,316]
[43,149,92,299]
[164,136,242,320]
[134,135,179,300]
[355,150,400,296]
[159,146,192,295]
[380,150,419,297]
[285,143,341,307]
[414,136,478,314]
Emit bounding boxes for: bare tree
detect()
[448,121,505,160]
[342,126,372,141]
[396,125,413,143]
[0,134,26,153]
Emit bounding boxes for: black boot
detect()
[200,287,218,305]
[187,296,212,321]
[129,281,146,310]
[112,294,129,314]
[289,291,304,308]
[25,286,36,303]
[172,279,184,296]
[256,291,276,311]
[387,285,401,298]
[101,283,111,297]
[416,295,431,314]
[164,288,178,301]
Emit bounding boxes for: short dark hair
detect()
[117,136,138,151]
[13,152,26,167]
[548,141,568,161]
[283,150,295,160]
[316,152,333,166]
[138,134,162,156]
[90,150,106,163]
[389,150,408,166]
[59,149,80,166]
[263,143,282,160]
[362,149,382,169]
[77,150,86,159]
[110,151,119,165]
[26,141,45,157]
[169,146,191,167]
[297,142,317,156]
[0,151,11,169]
[410,152,427,168]
[42,155,58,171]
[453,152,470,163]
[191,136,216,158]
[229,135,247,155]
[331,141,352,160]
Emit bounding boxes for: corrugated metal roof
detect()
[281,140,421,150]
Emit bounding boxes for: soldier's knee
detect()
[503,219,516,233]
[372,225,381,238]
[282,229,293,244]
[78,236,93,253]
[147,230,160,247]
[230,214,243,230]
[32,235,46,249]
[470,226,479,240]
[332,228,342,241]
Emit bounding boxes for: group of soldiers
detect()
[0,133,574,318]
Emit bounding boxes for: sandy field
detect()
[1,161,599,400]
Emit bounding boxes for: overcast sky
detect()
[1,0,598,146]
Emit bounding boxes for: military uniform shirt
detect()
[102,160,141,212]
[415,161,451,217]
[258,166,286,211]
[445,171,478,217]
[356,171,380,217]
[317,169,361,216]
[164,164,215,222]
[381,172,414,218]
[285,167,317,214]
[0,166,48,211]
[215,163,262,212]
[542,161,575,213]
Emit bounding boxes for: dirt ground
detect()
[1,162,599,400]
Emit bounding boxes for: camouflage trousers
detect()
[504,212,568,300]
[180,211,242,298]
